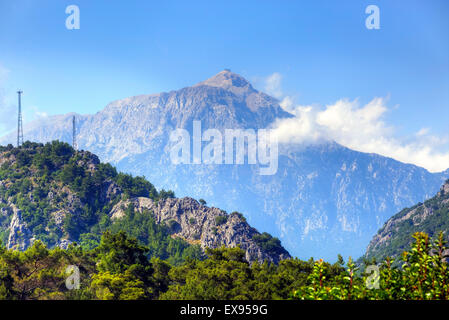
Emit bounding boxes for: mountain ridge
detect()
[363,180,449,262]
[1,70,448,260]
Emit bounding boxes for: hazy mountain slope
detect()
[1,70,448,260]
[4,71,290,164]
[364,180,449,262]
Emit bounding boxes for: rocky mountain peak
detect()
[194,70,255,96]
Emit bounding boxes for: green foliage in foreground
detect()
[1,231,448,300]
[294,232,449,300]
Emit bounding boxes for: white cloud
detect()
[0,64,9,84]
[0,64,15,135]
[0,91,16,135]
[24,105,49,123]
[416,128,429,137]
[279,96,295,113]
[264,72,283,99]
[0,63,49,137]
[268,75,449,173]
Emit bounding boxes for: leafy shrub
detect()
[231,211,246,222]
[252,232,283,253]
[115,173,157,199]
[159,189,175,200]
[215,215,227,226]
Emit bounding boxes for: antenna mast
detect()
[72,115,77,151]
[17,90,24,147]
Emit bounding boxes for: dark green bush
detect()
[215,215,227,226]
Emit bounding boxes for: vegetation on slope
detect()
[364,180,449,263]
[1,231,449,300]
[0,141,287,265]
[2,142,448,300]
[0,141,197,264]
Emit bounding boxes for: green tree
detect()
[90,232,155,300]
[161,247,253,300]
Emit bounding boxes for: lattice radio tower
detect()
[17,90,24,147]
[72,115,77,151]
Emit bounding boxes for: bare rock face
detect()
[110,196,290,264]
[58,239,72,249]
[51,210,66,228]
[7,204,34,250]
[100,179,122,203]
[438,181,449,200]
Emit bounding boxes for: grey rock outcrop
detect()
[110,196,290,264]
[58,239,72,250]
[7,204,33,250]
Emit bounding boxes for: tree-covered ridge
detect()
[364,180,449,263]
[0,141,174,245]
[0,141,288,265]
[1,231,448,300]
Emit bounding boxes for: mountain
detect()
[364,180,449,262]
[1,70,448,260]
[0,141,290,264]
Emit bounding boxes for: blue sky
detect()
[0,0,448,170]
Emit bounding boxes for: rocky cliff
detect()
[109,196,290,264]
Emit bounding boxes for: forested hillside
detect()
[0,141,288,265]
[364,180,449,263]
[1,231,449,299]
[1,142,449,300]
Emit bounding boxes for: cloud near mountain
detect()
[0,92,16,135]
[0,64,50,136]
[265,73,449,173]
[0,64,14,134]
